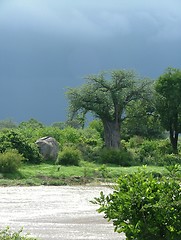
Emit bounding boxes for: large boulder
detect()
[35,136,59,161]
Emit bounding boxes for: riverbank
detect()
[0,162,168,186]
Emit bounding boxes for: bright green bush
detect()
[97,148,133,166]
[56,146,82,166]
[79,127,103,147]
[0,227,38,240]
[0,130,42,164]
[0,149,24,173]
[93,168,181,240]
[59,127,82,146]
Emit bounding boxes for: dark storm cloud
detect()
[0,0,181,124]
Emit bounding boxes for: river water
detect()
[0,186,125,240]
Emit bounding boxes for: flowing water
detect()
[0,186,125,240]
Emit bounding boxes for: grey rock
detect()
[36,136,59,161]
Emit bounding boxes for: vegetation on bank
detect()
[0,118,180,186]
[0,227,38,240]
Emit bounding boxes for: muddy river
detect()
[0,186,125,240]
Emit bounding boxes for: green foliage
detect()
[77,127,103,161]
[0,149,23,173]
[67,69,151,149]
[122,99,164,139]
[18,118,44,129]
[59,127,82,146]
[161,154,181,166]
[0,130,42,164]
[88,119,104,140]
[155,67,181,153]
[93,168,181,240]
[56,146,82,166]
[166,164,181,179]
[96,164,110,178]
[125,137,178,166]
[79,127,103,146]
[0,227,38,240]
[97,148,133,166]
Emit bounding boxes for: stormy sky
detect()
[0,0,181,124]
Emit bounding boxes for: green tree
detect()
[18,118,44,129]
[67,70,151,149]
[155,67,181,153]
[122,99,164,139]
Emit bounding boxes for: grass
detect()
[0,161,169,186]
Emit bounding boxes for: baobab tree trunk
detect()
[102,120,121,149]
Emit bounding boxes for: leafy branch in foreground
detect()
[92,167,181,240]
[0,227,38,240]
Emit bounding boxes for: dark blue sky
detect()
[0,0,181,124]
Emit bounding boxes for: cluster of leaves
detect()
[0,149,24,173]
[122,99,164,140]
[123,136,181,166]
[0,227,38,240]
[56,146,82,166]
[97,148,133,166]
[93,167,181,240]
[0,130,42,164]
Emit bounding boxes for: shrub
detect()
[77,143,101,162]
[80,128,103,146]
[0,149,24,173]
[0,227,38,240]
[127,138,174,166]
[59,127,82,146]
[160,154,181,166]
[93,168,181,240]
[98,148,133,166]
[0,130,42,164]
[56,146,82,166]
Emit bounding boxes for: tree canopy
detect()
[67,69,151,148]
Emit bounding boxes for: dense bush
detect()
[97,148,133,166]
[59,127,82,146]
[77,128,103,162]
[0,149,24,173]
[0,227,38,240]
[161,154,181,166]
[0,130,42,164]
[56,146,82,166]
[93,168,181,240]
[125,137,178,166]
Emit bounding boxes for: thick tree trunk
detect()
[169,129,178,154]
[102,120,121,149]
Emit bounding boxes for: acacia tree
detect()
[155,67,181,154]
[67,70,151,149]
